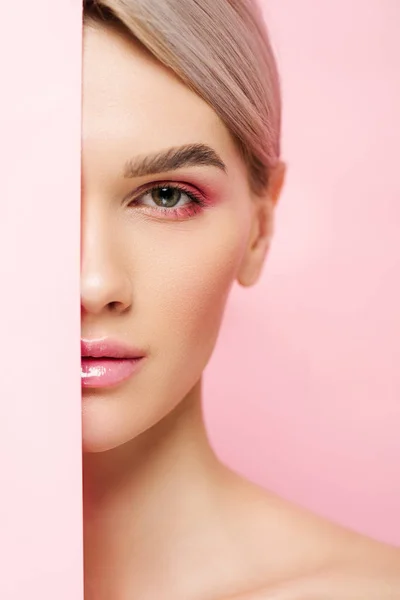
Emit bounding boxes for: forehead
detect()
[82,23,234,154]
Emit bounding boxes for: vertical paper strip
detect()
[0,2,83,599]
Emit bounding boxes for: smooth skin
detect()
[81,20,400,600]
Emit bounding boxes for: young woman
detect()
[81,1,400,598]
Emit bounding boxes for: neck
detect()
[82,379,228,598]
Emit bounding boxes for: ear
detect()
[236,161,286,287]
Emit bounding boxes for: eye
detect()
[128,182,209,220]
[139,185,192,209]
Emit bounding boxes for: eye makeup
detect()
[127,179,220,221]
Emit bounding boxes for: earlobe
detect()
[236,160,286,288]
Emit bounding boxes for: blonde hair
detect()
[83,0,281,196]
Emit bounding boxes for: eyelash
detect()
[129,182,210,220]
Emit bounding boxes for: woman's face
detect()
[81,22,273,453]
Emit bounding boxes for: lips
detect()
[81,338,144,359]
[81,338,146,388]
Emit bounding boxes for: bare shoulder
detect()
[259,505,400,598]
[222,544,400,599]
[218,472,400,600]
[235,566,400,599]
[225,536,400,600]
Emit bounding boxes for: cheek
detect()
[142,214,249,351]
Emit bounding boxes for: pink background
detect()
[0,1,83,598]
[205,0,400,547]
[1,1,399,598]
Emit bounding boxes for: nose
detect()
[81,216,133,317]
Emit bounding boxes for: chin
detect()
[80,390,182,454]
[81,394,139,454]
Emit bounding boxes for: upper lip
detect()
[81,338,146,359]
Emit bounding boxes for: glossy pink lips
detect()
[81,339,146,388]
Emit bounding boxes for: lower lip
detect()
[81,357,144,388]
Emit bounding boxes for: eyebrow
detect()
[123,143,227,178]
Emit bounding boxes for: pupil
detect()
[153,187,181,208]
